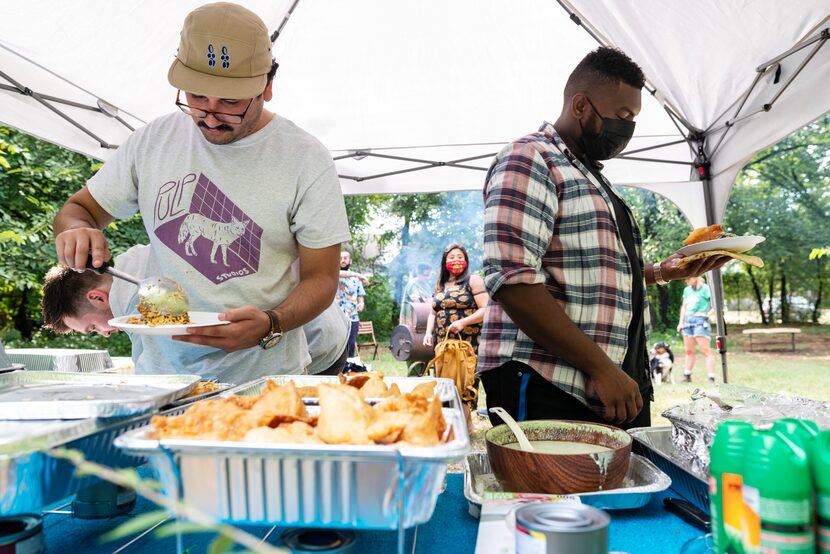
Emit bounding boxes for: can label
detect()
[515,522,546,554]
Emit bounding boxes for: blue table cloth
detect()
[44,473,704,553]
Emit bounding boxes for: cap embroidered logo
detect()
[221,46,230,69]
[207,44,216,67]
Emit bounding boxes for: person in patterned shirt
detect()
[335,250,367,357]
[478,46,730,429]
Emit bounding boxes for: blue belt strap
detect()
[518,372,531,421]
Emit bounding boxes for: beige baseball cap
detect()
[168,2,272,99]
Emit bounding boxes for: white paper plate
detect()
[677,235,765,257]
[109,312,230,336]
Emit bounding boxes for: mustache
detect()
[197,121,234,132]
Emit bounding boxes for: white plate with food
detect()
[109,312,230,336]
[677,235,765,257]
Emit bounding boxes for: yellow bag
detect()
[424,329,478,403]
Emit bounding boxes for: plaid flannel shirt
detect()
[477,122,651,412]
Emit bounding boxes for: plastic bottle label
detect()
[758,497,813,553]
[722,472,745,543]
[743,485,761,551]
[818,493,830,553]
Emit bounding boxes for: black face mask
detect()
[341,263,351,270]
[578,96,635,161]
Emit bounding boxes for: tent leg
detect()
[710,267,729,383]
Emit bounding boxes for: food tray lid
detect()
[463,450,671,508]
[0,371,200,420]
[4,348,114,372]
[628,425,708,482]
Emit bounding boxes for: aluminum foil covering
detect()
[258,374,459,405]
[0,371,200,420]
[661,384,830,475]
[164,382,234,408]
[629,426,710,514]
[3,348,114,372]
[115,377,470,529]
[463,451,671,511]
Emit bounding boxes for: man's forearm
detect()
[272,274,337,332]
[494,283,619,378]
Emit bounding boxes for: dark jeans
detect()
[479,360,651,430]
[347,320,360,357]
[314,345,349,375]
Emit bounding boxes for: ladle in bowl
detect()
[85,258,189,317]
[489,407,534,452]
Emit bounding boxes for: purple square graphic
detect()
[155,173,263,284]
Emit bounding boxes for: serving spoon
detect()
[85,257,189,317]
[489,407,535,452]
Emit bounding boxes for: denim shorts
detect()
[683,316,711,338]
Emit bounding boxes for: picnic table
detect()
[742,327,801,351]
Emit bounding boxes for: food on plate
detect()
[126,283,191,326]
[677,249,764,269]
[682,224,725,245]
[182,380,222,398]
[150,378,449,446]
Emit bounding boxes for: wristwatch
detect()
[653,262,668,286]
[259,309,283,349]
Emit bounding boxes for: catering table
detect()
[44,472,704,553]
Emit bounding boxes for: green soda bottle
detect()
[773,418,819,460]
[709,421,753,554]
[742,428,814,554]
[814,430,830,553]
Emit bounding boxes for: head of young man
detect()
[340,251,352,270]
[41,265,118,337]
[169,2,279,145]
[557,46,646,161]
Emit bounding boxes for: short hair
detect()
[41,265,104,334]
[266,60,279,83]
[341,250,351,257]
[564,46,645,98]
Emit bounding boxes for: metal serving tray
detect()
[115,376,470,529]
[3,348,113,372]
[628,426,710,514]
[164,382,234,409]
[0,414,153,515]
[463,451,671,513]
[0,371,200,420]
[259,374,459,405]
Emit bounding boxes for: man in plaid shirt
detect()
[478,47,728,429]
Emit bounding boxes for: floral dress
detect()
[432,280,482,352]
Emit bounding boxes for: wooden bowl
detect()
[484,419,632,494]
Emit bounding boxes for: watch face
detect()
[260,333,282,349]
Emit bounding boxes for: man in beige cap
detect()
[51,2,351,384]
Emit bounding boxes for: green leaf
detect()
[0,155,9,169]
[208,534,235,554]
[99,510,169,543]
[153,521,215,538]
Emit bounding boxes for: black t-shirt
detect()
[586,165,651,396]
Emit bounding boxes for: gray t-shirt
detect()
[91,112,351,383]
[303,301,350,374]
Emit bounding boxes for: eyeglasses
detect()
[175,90,254,124]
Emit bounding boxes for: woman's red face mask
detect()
[446,259,467,276]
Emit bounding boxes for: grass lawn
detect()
[361,323,830,428]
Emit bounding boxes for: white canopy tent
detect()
[2,0,829,379]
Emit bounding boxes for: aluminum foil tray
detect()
[0,413,153,515]
[0,371,200,420]
[629,426,710,514]
[4,348,114,372]
[463,451,670,513]
[259,374,459,406]
[115,377,470,529]
[164,382,234,409]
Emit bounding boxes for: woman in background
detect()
[677,275,716,383]
[423,243,488,352]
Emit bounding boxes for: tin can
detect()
[0,514,44,554]
[515,503,609,554]
[277,529,356,554]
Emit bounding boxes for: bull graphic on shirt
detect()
[177,213,249,267]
